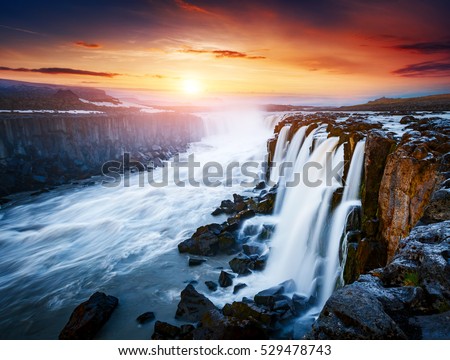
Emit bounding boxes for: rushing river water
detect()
[1,110,448,339]
[0,109,273,339]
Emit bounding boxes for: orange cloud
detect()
[74,41,101,49]
[175,0,211,15]
[0,66,119,77]
[180,48,266,59]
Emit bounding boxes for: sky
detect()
[0,0,450,104]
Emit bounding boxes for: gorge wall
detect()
[0,111,203,196]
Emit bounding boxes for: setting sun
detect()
[182,79,202,94]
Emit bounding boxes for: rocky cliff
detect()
[0,111,203,196]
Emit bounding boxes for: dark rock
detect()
[242,243,264,256]
[211,208,223,216]
[258,224,275,241]
[205,281,218,292]
[188,257,206,267]
[151,321,185,340]
[309,221,450,339]
[217,231,237,253]
[254,285,284,307]
[254,181,266,190]
[178,223,223,256]
[229,254,254,275]
[253,253,269,271]
[136,312,155,325]
[219,271,235,288]
[223,301,277,327]
[233,283,248,294]
[59,292,118,340]
[175,284,217,322]
[420,189,450,224]
[400,115,416,124]
[193,308,269,340]
[307,286,407,340]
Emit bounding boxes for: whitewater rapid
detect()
[0,109,273,339]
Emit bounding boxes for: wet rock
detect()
[229,254,254,275]
[254,181,266,190]
[309,221,450,339]
[420,189,450,224]
[233,283,248,294]
[219,271,235,288]
[223,301,277,327]
[205,281,218,292]
[217,231,237,253]
[151,321,194,340]
[254,285,284,308]
[175,284,217,322]
[193,309,269,340]
[136,312,155,325]
[188,257,207,267]
[242,244,264,256]
[178,223,223,256]
[307,286,407,340]
[258,224,275,241]
[59,292,119,340]
[400,115,416,124]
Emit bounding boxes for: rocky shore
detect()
[58,111,449,340]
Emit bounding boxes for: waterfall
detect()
[319,140,365,303]
[274,126,307,213]
[266,132,365,311]
[266,136,341,295]
[269,125,291,184]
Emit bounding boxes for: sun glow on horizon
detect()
[182,78,202,95]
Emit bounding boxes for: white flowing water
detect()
[0,109,272,339]
[269,125,290,185]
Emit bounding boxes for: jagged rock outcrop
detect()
[175,284,217,322]
[59,292,118,340]
[308,221,450,339]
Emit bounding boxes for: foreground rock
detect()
[59,292,118,340]
[175,284,217,322]
[308,221,450,339]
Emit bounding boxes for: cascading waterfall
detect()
[266,136,341,295]
[320,140,365,303]
[274,126,307,213]
[265,127,366,313]
[269,125,291,184]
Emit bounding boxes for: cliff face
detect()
[0,111,203,196]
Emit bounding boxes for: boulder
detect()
[188,257,207,267]
[136,312,155,325]
[178,223,223,256]
[420,189,450,224]
[307,286,407,340]
[205,281,218,292]
[193,309,269,340]
[175,284,217,322]
[218,271,235,288]
[233,283,248,294]
[229,254,254,275]
[59,292,118,340]
[151,321,194,340]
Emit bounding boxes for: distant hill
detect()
[0,79,120,110]
[339,94,450,112]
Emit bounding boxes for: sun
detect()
[182,79,202,95]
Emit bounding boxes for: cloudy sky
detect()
[1,0,449,102]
